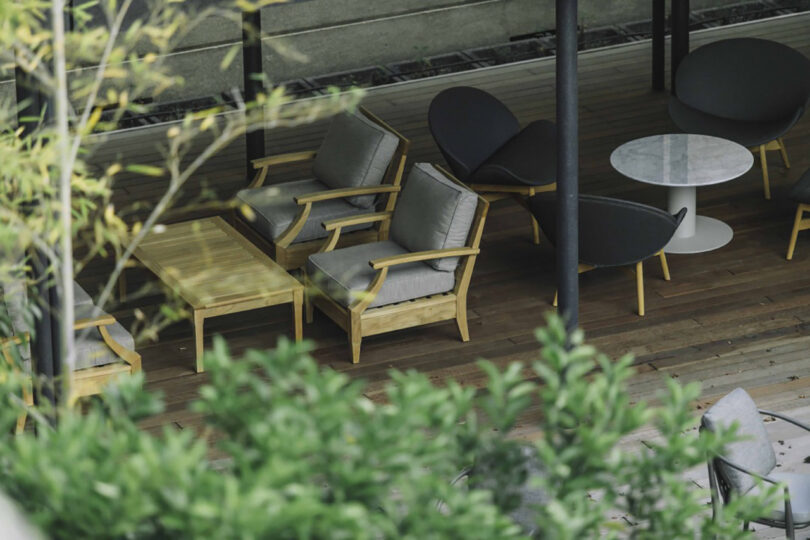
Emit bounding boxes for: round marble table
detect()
[610,134,753,254]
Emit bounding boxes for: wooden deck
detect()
[80,13,810,537]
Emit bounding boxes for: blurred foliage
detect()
[0,315,782,538]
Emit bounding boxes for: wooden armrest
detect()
[251,150,316,170]
[323,211,392,232]
[295,185,400,205]
[74,314,116,330]
[370,248,479,270]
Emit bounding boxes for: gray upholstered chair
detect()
[669,38,810,200]
[1,273,141,432]
[305,163,488,364]
[787,168,810,260]
[236,107,409,270]
[702,388,810,539]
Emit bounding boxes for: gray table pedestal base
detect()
[665,215,733,254]
[665,185,733,254]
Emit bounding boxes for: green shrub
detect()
[0,316,779,538]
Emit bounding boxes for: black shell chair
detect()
[787,168,810,260]
[428,86,556,244]
[529,194,686,316]
[669,38,810,200]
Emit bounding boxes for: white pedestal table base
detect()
[665,185,733,254]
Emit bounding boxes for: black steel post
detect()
[671,0,690,94]
[14,64,62,411]
[652,0,666,91]
[556,0,579,332]
[242,8,265,180]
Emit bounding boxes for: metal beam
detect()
[651,0,666,91]
[242,8,265,179]
[555,0,579,332]
[671,0,690,93]
[14,64,63,411]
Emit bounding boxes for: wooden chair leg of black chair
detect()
[778,137,790,169]
[759,144,771,200]
[787,206,802,261]
[658,251,671,281]
[531,214,541,245]
[636,261,645,316]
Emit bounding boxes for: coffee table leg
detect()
[293,289,303,342]
[194,310,205,372]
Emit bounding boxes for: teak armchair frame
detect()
[3,314,141,433]
[235,107,410,270]
[304,166,489,364]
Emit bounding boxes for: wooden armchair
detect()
[235,107,409,270]
[2,280,141,432]
[304,163,488,364]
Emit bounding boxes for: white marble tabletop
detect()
[610,134,753,187]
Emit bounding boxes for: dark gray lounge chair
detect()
[669,38,810,200]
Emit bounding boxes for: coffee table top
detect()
[610,134,753,187]
[133,216,302,310]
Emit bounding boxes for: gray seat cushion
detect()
[237,179,373,244]
[74,304,135,370]
[307,240,455,309]
[312,111,400,209]
[702,388,777,495]
[390,163,478,272]
[749,472,810,524]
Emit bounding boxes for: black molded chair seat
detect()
[529,194,686,315]
[468,120,557,187]
[428,86,558,244]
[789,168,810,203]
[529,194,686,268]
[669,98,802,149]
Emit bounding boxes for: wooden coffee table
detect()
[133,216,303,372]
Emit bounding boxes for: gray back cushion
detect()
[390,163,478,272]
[312,111,400,209]
[702,388,777,494]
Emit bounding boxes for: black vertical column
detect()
[556,0,579,332]
[671,0,690,93]
[14,64,63,410]
[242,8,265,180]
[651,0,666,91]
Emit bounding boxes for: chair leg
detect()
[636,261,645,316]
[552,290,558,307]
[777,137,790,169]
[349,313,362,364]
[531,214,541,245]
[456,297,470,342]
[658,251,671,281]
[787,205,804,261]
[759,144,771,200]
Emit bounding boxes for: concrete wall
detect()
[2,0,745,106]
